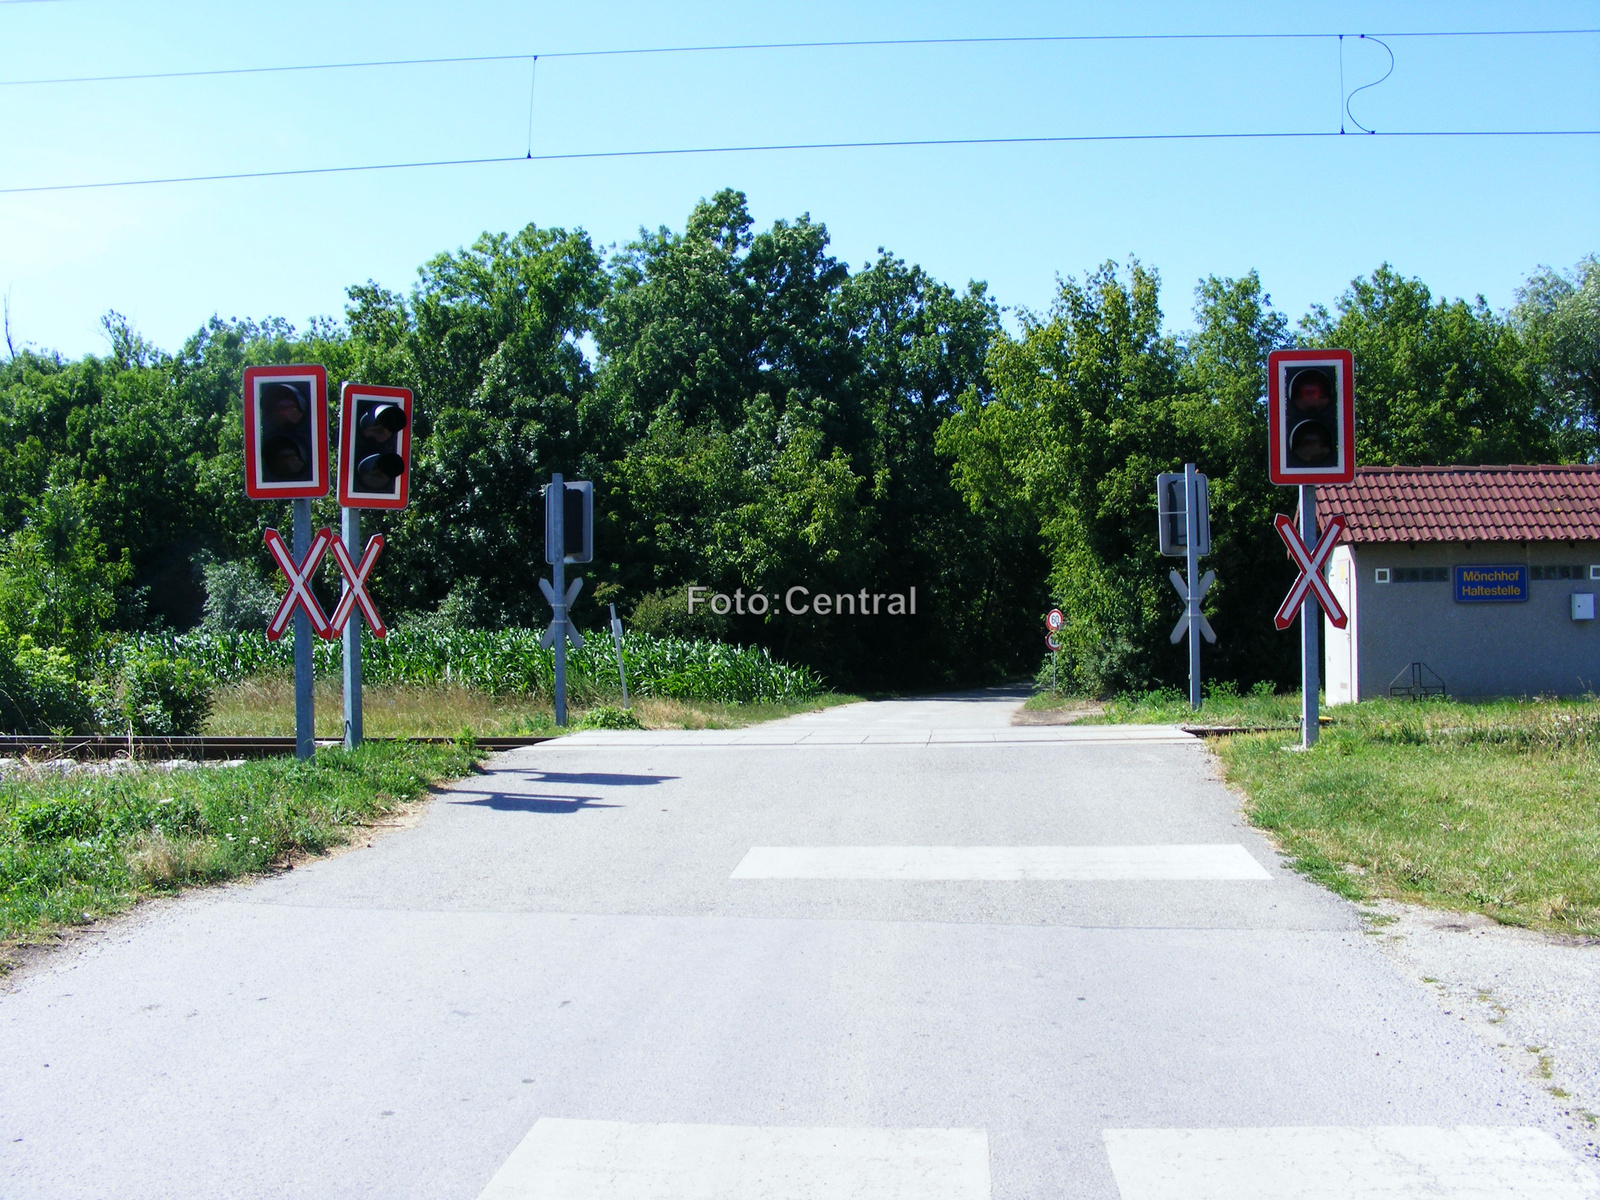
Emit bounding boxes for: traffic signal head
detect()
[242,365,330,500]
[1267,348,1356,485]
[338,383,413,509]
[1156,470,1210,557]
[545,479,594,564]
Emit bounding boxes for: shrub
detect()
[15,795,100,841]
[119,649,213,735]
[579,704,642,730]
[630,585,730,640]
[0,629,95,733]
[201,560,278,634]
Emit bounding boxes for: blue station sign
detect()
[1454,564,1528,603]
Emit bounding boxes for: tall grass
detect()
[113,626,821,705]
[1,741,477,947]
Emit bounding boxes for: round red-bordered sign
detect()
[1045,608,1064,631]
[1046,631,1061,652]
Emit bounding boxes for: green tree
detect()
[1514,254,1600,462]
[1300,265,1552,466]
[0,483,129,660]
[343,224,611,626]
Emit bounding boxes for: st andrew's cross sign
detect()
[1272,513,1348,631]
[263,526,390,641]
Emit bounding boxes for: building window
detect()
[1374,568,1389,583]
[1531,565,1585,581]
[1391,567,1449,583]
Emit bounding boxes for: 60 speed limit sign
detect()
[1045,608,1064,631]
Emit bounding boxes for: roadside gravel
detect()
[1364,899,1600,1164]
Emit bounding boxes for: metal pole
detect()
[609,603,630,707]
[1300,484,1320,748]
[1052,648,1058,694]
[1184,462,1201,712]
[292,498,314,760]
[551,474,567,727]
[341,506,362,750]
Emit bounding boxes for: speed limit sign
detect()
[1045,608,1064,631]
[1046,630,1061,652]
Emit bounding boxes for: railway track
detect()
[0,734,553,761]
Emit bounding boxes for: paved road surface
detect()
[3,689,1595,1197]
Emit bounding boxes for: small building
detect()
[1319,466,1600,702]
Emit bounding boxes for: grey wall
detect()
[1352,542,1600,699]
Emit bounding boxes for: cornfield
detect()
[114,626,821,705]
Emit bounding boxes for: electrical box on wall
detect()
[1573,593,1596,622]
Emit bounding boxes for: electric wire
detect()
[1,28,1596,88]
[1344,35,1395,133]
[4,127,1596,197]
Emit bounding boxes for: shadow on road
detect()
[452,793,622,814]
[510,770,678,787]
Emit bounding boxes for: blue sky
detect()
[2,0,1596,359]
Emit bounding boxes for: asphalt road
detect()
[3,689,1595,1198]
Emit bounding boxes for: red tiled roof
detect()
[1319,466,1600,544]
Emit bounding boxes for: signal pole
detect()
[342,505,362,749]
[1300,484,1319,748]
[551,473,568,727]
[1184,463,1202,712]
[292,498,314,761]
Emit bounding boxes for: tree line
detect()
[1,188,1594,700]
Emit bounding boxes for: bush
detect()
[579,704,643,730]
[119,649,213,735]
[630,585,730,640]
[0,629,95,733]
[201,560,278,634]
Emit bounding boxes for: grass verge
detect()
[1078,686,1305,727]
[1197,698,1600,936]
[0,740,478,963]
[205,678,860,736]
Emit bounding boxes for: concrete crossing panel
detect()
[1103,1126,1600,1199]
[731,844,1272,881]
[476,1118,991,1200]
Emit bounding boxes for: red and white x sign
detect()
[264,526,333,641]
[1273,513,1348,631]
[328,535,388,638]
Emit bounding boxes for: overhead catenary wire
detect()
[3,127,1596,197]
[1,28,1596,88]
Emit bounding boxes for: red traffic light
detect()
[338,384,413,510]
[242,365,330,500]
[1267,349,1355,485]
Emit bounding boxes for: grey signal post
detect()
[540,473,586,727]
[341,506,362,750]
[1184,463,1202,711]
[1160,464,1216,713]
[292,498,315,761]
[1299,484,1320,748]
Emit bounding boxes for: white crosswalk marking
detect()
[475,1118,991,1200]
[1103,1126,1600,1199]
[731,844,1272,881]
